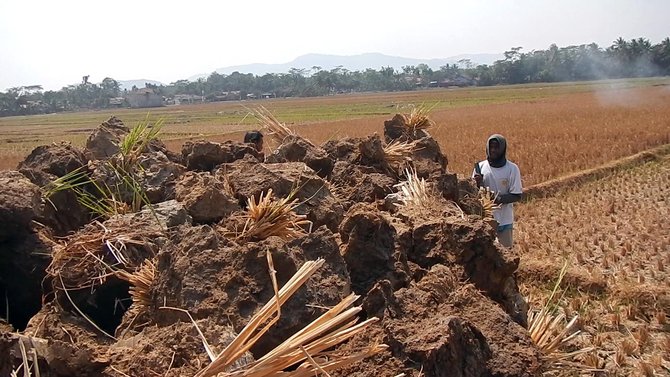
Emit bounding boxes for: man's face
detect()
[489,140,502,159]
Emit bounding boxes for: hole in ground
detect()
[0,281,42,331]
[0,235,51,331]
[60,277,132,336]
[0,277,45,331]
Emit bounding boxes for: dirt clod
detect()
[220,159,344,232]
[383,113,431,143]
[322,137,364,162]
[331,161,396,209]
[18,142,89,177]
[154,226,349,356]
[19,168,91,235]
[0,170,42,242]
[266,135,335,178]
[174,171,238,224]
[137,151,185,203]
[340,204,410,293]
[181,140,263,171]
[85,116,130,160]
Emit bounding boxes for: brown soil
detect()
[218,158,344,232]
[19,168,92,235]
[137,151,185,203]
[152,226,350,357]
[0,170,43,242]
[0,114,546,377]
[339,203,411,294]
[330,162,397,209]
[181,139,263,171]
[266,135,334,178]
[383,113,432,143]
[409,136,447,179]
[322,137,363,163]
[174,171,238,223]
[84,116,129,160]
[333,266,541,377]
[17,141,89,177]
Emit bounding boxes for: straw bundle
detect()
[528,309,582,355]
[477,187,500,219]
[115,258,157,314]
[236,189,312,241]
[383,140,415,172]
[194,255,386,377]
[47,220,162,291]
[252,106,296,142]
[528,309,598,371]
[393,168,431,208]
[400,105,436,133]
[527,262,598,373]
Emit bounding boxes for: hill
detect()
[189,52,503,80]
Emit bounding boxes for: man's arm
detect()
[496,163,523,204]
[494,193,522,204]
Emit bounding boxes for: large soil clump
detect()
[0,114,542,377]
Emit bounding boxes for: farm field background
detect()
[516,157,670,374]
[2,77,670,375]
[1,77,669,186]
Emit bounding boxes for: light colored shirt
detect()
[472,160,522,226]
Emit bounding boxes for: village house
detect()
[125,88,163,108]
[108,97,126,108]
[174,94,204,105]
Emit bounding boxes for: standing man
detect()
[473,134,523,248]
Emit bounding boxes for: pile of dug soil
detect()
[0,116,541,376]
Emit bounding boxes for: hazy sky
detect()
[1,0,668,91]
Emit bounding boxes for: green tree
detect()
[99,77,120,107]
[653,37,670,74]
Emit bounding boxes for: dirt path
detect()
[523,144,670,200]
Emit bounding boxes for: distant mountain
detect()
[188,52,504,80]
[118,79,164,91]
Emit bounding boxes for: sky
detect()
[1,0,668,91]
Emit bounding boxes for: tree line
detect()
[1,37,669,117]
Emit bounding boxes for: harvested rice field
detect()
[517,156,670,376]
[2,78,670,186]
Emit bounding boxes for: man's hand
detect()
[474,174,483,187]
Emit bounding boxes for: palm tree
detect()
[608,37,632,77]
[612,37,628,52]
[653,37,670,73]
